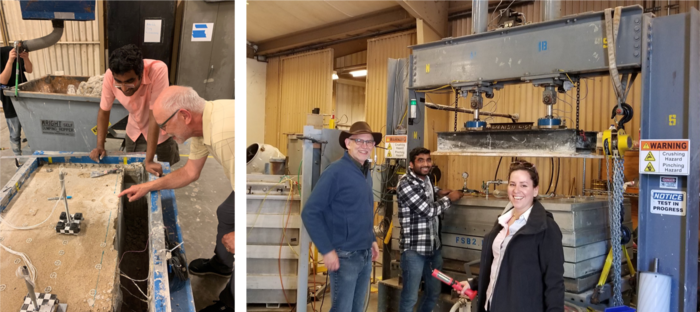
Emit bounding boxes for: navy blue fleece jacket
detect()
[301,152,375,255]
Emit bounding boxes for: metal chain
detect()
[576,80,581,131]
[454,91,459,131]
[605,157,625,306]
[612,158,625,306]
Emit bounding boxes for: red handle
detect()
[431,269,477,300]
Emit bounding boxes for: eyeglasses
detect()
[349,138,375,147]
[158,110,180,130]
[114,83,136,90]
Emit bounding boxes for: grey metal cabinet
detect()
[176,0,234,100]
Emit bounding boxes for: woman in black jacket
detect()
[460,160,565,312]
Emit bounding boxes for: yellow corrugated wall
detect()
[264,49,334,155]
[264,57,281,148]
[365,30,416,164]
[335,82,366,127]
[1,0,101,80]
[335,50,367,69]
[438,1,681,194]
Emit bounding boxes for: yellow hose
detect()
[383,220,393,245]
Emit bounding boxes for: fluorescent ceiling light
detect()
[350,69,367,77]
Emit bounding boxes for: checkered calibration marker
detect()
[55,212,83,235]
[19,293,59,312]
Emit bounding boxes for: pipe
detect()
[424,102,519,122]
[450,301,464,312]
[18,20,65,53]
[484,180,507,198]
[59,171,72,224]
[472,0,488,34]
[541,0,561,21]
[581,158,587,196]
[22,266,38,311]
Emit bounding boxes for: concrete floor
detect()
[172,139,231,310]
[0,113,230,311]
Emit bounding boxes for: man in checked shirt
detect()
[397,147,463,312]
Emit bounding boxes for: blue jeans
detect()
[329,248,372,312]
[399,249,443,312]
[5,117,21,155]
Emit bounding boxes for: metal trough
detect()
[3,75,128,153]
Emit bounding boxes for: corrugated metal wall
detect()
[335,50,366,69]
[264,57,281,147]
[1,0,101,80]
[264,49,334,155]
[439,0,688,194]
[365,30,416,164]
[335,82,365,127]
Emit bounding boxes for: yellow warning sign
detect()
[387,151,392,157]
[645,162,656,172]
[91,122,112,135]
[387,144,392,150]
[644,151,656,161]
[642,143,650,149]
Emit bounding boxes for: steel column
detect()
[638,10,700,312]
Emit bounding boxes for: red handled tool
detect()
[432,269,477,300]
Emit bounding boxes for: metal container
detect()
[287,134,303,175]
[0,151,194,312]
[246,143,285,174]
[3,75,129,153]
[270,157,286,175]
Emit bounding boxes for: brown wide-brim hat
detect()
[339,121,383,150]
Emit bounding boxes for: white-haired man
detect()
[118,85,235,312]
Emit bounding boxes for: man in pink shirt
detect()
[89,44,179,174]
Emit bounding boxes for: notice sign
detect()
[385,135,407,159]
[144,19,162,43]
[41,120,74,136]
[639,139,690,176]
[650,190,686,216]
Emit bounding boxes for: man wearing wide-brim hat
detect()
[302,121,382,312]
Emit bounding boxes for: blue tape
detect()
[192,30,206,38]
[194,24,207,29]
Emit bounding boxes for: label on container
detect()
[42,120,75,136]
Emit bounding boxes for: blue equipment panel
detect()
[19,0,95,21]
